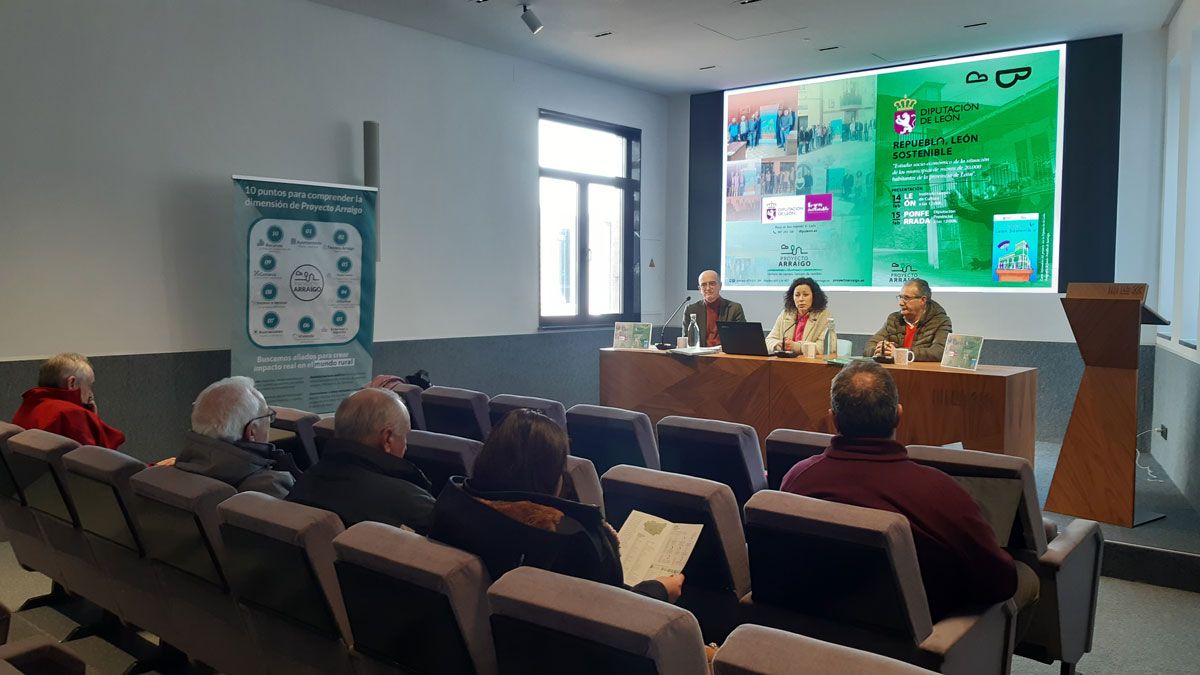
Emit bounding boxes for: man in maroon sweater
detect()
[781,360,1031,621]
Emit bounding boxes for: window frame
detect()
[537,109,642,329]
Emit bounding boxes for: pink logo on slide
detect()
[805,194,832,221]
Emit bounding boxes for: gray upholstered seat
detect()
[422,386,492,441]
[488,394,568,430]
[373,378,427,431]
[60,445,176,643]
[0,423,61,588]
[217,491,354,675]
[563,455,604,516]
[714,624,929,674]
[405,430,484,496]
[764,429,832,490]
[0,636,86,675]
[332,521,497,675]
[565,404,659,476]
[907,444,1103,675]
[5,430,121,619]
[601,464,750,642]
[741,491,1015,675]
[656,416,765,508]
[272,406,321,470]
[129,466,263,675]
[488,566,709,675]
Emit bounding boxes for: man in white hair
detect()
[286,387,435,533]
[173,376,298,498]
[13,353,126,449]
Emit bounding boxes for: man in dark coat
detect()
[685,269,746,347]
[287,387,435,533]
[865,277,953,361]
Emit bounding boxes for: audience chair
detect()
[313,416,336,456]
[332,522,497,675]
[487,394,568,430]
[129,466,264,675]
[656,416,765,508]
[373,377,427,431]
[0,637,86,675]
[764,429,832,490]
[405,430,484,497]
[5,430,124,629]
[271,406,321,470]
[0,423,63,593]
[602,465,751,642]
[565,404,660,477]
[563,456,603,516]
[488,566,709,675]
[714,624,929,675]
[907,445,1103,675]
[422,386,492,441]
[218,492,354,675]
[0,601,8,644]
[741,491,1015,675]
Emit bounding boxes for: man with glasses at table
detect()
[685,269,746,347]
[172,375,299,498]
[865,278,953,362]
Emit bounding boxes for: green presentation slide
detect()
[722,44,1064,291]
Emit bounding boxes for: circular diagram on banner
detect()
[301,222,317,240]
[267,225,284,243]
[298,316,315,333]
[332,310,347,327]
[263,312,280,329]
[262,283,278,301]
[260,254,277,272]
[289,264,324,301]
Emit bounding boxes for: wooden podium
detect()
[1045,283,1166,527]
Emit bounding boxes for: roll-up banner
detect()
[232,176,377,413]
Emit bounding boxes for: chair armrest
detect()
[918,599,1014,656]
[1043,518,1059,543]
[1039,519,1102,570]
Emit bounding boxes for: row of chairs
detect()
[0,414,1101,674]
[2,422,931,674]
[275,389,1103,674]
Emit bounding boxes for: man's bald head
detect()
[699,269,722,303]
[830,361,900,438]
[335,387,411,456]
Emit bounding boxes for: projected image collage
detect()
[722,45,1065,291]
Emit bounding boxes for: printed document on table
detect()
[616,509,703,586]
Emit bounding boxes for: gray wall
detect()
[1151,346,1200,511]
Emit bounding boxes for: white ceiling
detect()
[312,0,1177,94]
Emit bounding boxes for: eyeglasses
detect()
[243,408,277,438]
[896,294,925,302]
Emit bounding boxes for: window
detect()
[538,111,641,328]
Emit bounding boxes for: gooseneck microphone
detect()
[656,296,692,349]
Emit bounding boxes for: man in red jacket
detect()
[12,353,126,450]
[781,360,1035,622]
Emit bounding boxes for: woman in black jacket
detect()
[431,409,683,602]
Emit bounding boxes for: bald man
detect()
[286,387,435,533]
[684,270,746,347]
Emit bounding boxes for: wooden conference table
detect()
[599,349,1037,464]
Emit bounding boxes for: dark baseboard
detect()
[1101,541,1200,593]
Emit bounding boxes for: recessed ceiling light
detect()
[594,31,613,38]
[739,0,764,5]
[474,0,489,3]
[699,65,717,70]
[818,46,839,51]
[964,21,988,28]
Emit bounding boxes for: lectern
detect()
[1045,283,1167,527]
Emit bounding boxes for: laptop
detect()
[717,321,770,357]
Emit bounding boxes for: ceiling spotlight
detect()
[521,5,543,35]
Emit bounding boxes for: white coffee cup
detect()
[892,347,915,365]
[676,336,689,349]
[800,341,817,358]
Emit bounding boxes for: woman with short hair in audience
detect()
[765,276,838,355]
[431,409,684,603]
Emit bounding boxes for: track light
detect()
[521,5,543,35]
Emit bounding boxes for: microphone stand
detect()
[655,296,692,350]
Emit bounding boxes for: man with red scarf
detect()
[684,270,746,347]
[12,353,125,449]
